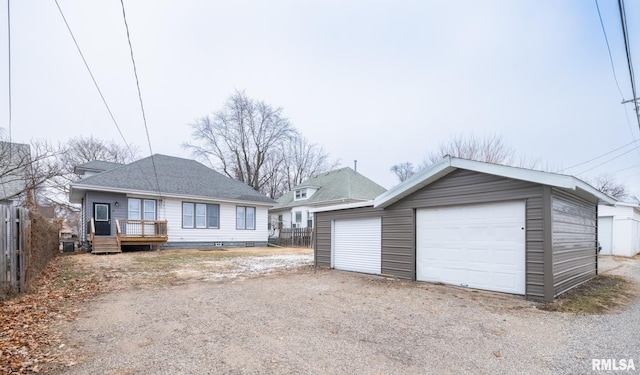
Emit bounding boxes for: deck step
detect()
[91,236,121,254]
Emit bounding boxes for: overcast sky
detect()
[1,1,639,196]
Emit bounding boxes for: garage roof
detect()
[374,156,617,208]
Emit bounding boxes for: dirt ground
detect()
[6,249,639,374]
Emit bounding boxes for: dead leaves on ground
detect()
[1,257,105,374]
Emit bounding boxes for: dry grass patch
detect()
[539,274,637,314]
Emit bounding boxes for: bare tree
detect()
[0,134,60,207]
[185,91,297,194]
[279,135,338,193]
[589,175,627,199]
[390,162,415,182]
[44,136,139,210]
[423,133,516,167]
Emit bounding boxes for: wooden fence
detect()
[1,205,31,294]
[275,227,314,248]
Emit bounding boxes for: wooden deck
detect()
[89,219,168,254]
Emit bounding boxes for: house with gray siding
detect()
[313,156,615,302]
[69,154,276,253]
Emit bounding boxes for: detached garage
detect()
[597,202,640,257]
[314,156,615,302]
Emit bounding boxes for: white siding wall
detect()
[162,198,269,243]
[598,204,640,257]
[289,205,315,228]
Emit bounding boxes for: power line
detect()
[618,0,640,129]
[119,0,162,197]
[54,0,157,193]
[6,0,11,145]
[576,147,637,175]
[53,0,137,160]
[560,139,640,172]
[595,0,625,99]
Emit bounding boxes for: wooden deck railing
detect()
[275,227,314,248]
[88,218,95,245]
[115,219,168,243]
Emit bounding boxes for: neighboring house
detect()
[69,154,276,253]
[598,201,640,257]
[269,167,386,231]
[312,156,615,302]
[0,142,30,204]
[74,160,124,178]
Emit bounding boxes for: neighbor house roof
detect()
[271,167,386,210]
[69,154,276,205]
[374,155,617,208]
[0,142,30,201]
[74,160,124,175]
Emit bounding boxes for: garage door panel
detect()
[416,201,526,295]
[333,217,381,275]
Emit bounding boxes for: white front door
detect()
[333,217,381,275]
[416,201,526,295]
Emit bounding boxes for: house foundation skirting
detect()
[160,241,268,249]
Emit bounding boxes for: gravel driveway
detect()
[53,252,640,375]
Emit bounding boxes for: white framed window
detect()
[236,206,256,230]
[129,199,156,220]
[295,211,302,227]
[295,189,307,200]
[182,202,194,228]
[183,202,220,229]
[207,205,220,228]
[143,200,156,220]
[195,203,207,228]
[128,198,141,220]
[307,212,313,228]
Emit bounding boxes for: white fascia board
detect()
[449,158,576,189]
[374,155,617,208]
[612,200,639,208]
[374,157,454,208]
[309,200,375,213]
[69,184,275,207]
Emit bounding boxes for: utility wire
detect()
[119,0,163,200]
[3,0,10,200]
[595,0,640,160]
[53,0,138,161]
[618,0,640,129]
[576,147,637,175]
[596,0,625,99]
[6,0,11,145]
[560,139,639,172]
[54,0,154,192]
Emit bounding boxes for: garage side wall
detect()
[386,169,546,298]
[551,188,598,297]
[314,206,384,268]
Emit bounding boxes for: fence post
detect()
[21,210,31,292]
[9,207,18,289]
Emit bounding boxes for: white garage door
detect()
[333,217,381,274]
[416,201,526,295]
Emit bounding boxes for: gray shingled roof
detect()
[70,154,275,204]
[271,167,386,210]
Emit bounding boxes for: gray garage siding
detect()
[551,188,598,297]
[384,169,546,299]
[314,206,383,268]
[381,208,414,279]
